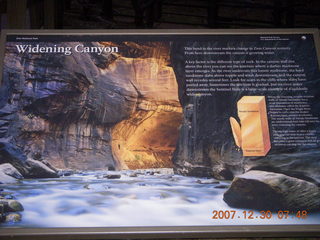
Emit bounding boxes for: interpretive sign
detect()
[0,29,319,238]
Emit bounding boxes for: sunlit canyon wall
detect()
[0,41,181,174]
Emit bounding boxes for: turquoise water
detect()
[1,170,319,227]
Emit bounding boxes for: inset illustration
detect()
[230,96,271,156]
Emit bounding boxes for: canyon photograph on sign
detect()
[0,32,319,227]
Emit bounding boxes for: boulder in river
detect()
[214,185,229,189]
[0,191,15,199]
[58,169,75,177]
[196,179,219,184]
[0,172,17,184]
[102,174,121,179]
[0,163,23,179]
[5,213,21,223]
[0,199,24,212]
[0,194,24,223]
[129,172,138,177]
[223,170,320,211]
[25,159,59,178]
[0,163,23,184]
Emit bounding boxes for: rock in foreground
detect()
[0,199,24,212]
[5,213,21,223]
[25,159,59,178]
[102,174,121,179]
[0,198,24,223]
[223,170,320,211]
[0,163,23,184]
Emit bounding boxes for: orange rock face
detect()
[112,102,182,169]
[109,53,182,169]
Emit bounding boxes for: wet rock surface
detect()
[5,213,21,223]
[2,200,24,212]
[223,170,320,211]
[196,179,219,184]
[0,190,23,223]
[58,169,76,177]
[102,174,121,179]
[128,172,138,177]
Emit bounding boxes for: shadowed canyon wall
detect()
[0,41,181,173]
[170,41,320,183]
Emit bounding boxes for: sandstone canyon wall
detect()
[0,41,181,175]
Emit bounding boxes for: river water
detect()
[1,169,319,227]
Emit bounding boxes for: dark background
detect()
[0,0,319,240]
[0,0,319,30]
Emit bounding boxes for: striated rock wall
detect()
[108,55,182,169]
[112,100,182,169]
[0,41,181,173]
[170,43,244,179]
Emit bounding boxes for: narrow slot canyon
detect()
[111,101,182,169]
[0,41,184,174]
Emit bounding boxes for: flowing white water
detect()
[1,170,319,227]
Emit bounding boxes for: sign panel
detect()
[0,30,319,237]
